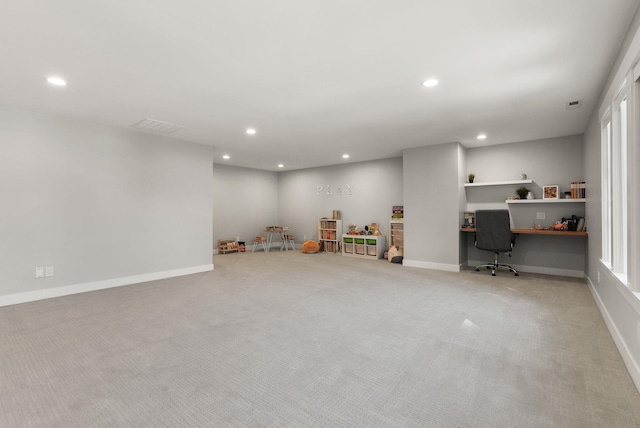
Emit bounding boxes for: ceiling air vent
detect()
[565,99,582,110]
[131,118,185,134]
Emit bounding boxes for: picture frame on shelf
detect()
[543,185,559,199]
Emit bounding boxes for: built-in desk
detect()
[461,227,587,277]
[461,228,588,237]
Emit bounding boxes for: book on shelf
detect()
[320,229,337,240]
[570,181,586,199]
[320,219,338,230]
[323,241,337,252]
[463,211,475,228]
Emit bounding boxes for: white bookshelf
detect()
[389,220,404,252]
[342,234,386,259]
[318,218,342,253]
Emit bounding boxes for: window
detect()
[601,112,611,266]
[601,77,631,287]
[613,88,628,279]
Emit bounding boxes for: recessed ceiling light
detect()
[477,134,487,140]
[278,164,284,168]
[342,154,350,159]
[222,155,230,160]
[246,128,256,135]
[45,76,67,86]
[422,79,438,87]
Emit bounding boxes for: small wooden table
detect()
[264,227,292,251]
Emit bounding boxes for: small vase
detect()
[526,192,534,200]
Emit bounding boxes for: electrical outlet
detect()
[45,266,54,277]
[303,235,307,240]
[637,322,640,344]
[35,267,44,278]
[536,212,546,220]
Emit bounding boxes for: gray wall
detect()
[277,157,403,247]
[465,136,586,276]
[466,135,584,214]
[0,106,214,301]
[212,164,279,249]
[585,112,640,389]
[403,142,464,270]
[583,6,640,389]
[465,135,584,192]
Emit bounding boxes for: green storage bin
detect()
[366,239,376,245]
[355,238,365,244]
[343,237,353,243]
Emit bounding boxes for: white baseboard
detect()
[586,275,640,393]
[408,258,585,278]
[0,264,214,308]
[467,259,585,278]
[402,259,462,272]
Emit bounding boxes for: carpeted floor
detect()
[1,250,639,427]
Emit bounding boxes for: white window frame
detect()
[612,82,629,282]
[631,70,640,293]
[602,72,636,291]
[601,110,612,267]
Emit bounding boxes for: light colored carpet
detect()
[1,251,639,427]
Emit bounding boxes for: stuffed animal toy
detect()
[301,240,320,253]
[387,245,403,264]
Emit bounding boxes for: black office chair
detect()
[474,209,518,276]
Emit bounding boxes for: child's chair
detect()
[252,236,268,252]
[282,233,295,251]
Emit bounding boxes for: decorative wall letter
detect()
[316,183,354,196]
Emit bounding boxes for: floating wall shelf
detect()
[505,199,585,204]
[464,179,533,187]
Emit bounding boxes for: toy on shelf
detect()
[218,239,239,254]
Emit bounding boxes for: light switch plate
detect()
[35,267,44,278]
[45,266,54,277]
[536,212,546,220]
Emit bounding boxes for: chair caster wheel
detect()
[491,272,496,276]
[515,273,519,276]
[475,268,479,271]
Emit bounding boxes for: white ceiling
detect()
[1,0,639,171]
